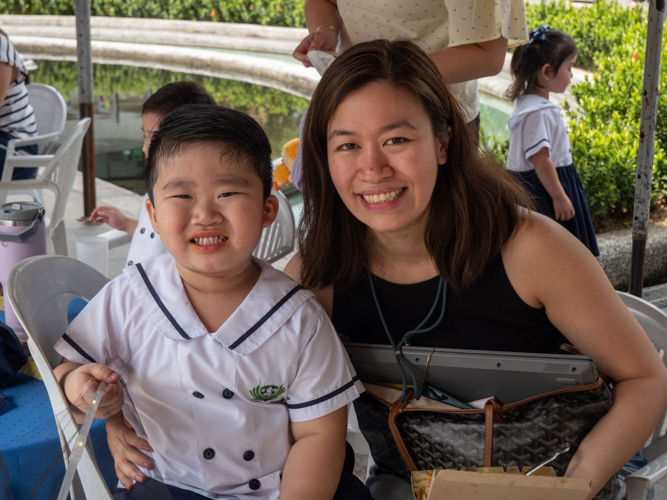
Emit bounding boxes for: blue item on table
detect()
[0,449,15,500]
[0,374,116,499]
[0,320,28,388]
[0,299,116,499]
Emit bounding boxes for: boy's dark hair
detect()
[506,26,577,102]
[299,39,532,291]
[142,81,215,116]
[146,105,273,202]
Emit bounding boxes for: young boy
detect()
[54,105,367,500]
[89,81,216,267]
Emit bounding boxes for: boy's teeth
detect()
[193,236,226,245]
[362,188,403,204]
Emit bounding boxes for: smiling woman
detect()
[284,39,667,500]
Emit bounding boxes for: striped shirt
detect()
[0,33,36,139]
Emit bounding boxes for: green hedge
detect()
[486,0,662,227]
[1,0,305,26]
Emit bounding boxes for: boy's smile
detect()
[189,228,230,254]
[146,142,278,283]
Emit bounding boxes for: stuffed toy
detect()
[273,138,299,191]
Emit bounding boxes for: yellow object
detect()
[0,295,4,312]
[272,138,299,190]
[19,358,42,380]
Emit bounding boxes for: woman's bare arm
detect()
[504,214,667,499]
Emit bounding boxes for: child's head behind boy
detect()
[142,81,216,157]
[144,105,278,289]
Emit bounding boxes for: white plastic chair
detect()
[617,291,667,500]
[0,118,91,255]
[253,188,295,263]
[6,255,113,500]
[2,84,68,204]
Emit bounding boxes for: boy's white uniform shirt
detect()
[506,94,573,172]
[125,193,167,267]
[55,254,364,500]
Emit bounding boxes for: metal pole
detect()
[630,0,665,297]
[74,0,96,217]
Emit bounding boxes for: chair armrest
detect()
[626,451,667,500]
[8,131,60,149]
[97,229,132,250]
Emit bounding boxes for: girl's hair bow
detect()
[528,25,550,46]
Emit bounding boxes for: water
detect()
[30,60,309,195]
[29,60,512,196]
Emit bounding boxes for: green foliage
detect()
[486,0,664,226]
[1,0,305,27]
[525,0,643,71]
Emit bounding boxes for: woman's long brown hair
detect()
[299,39,532,291]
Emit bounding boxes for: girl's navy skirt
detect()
[510,164,599,257]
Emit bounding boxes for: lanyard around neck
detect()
[367,270,447,402]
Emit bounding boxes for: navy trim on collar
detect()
[62,333,97,363]
[136,263,191,340]
[286,376,360,409]
[229,285,303,350]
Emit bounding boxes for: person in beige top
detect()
[293,0,528,124]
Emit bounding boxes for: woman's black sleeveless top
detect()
[332,252,567,353]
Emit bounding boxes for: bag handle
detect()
[388,391,418,472]
[387,390,505,471]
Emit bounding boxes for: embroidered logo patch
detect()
[250,384,286,402]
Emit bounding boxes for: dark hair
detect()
[299,39,532,291]
[142,81,215,116]
[146,104,273,203]
[506,26,577,101]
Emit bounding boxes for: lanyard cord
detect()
[367,270,448,402]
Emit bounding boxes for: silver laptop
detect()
[345,343,598,406]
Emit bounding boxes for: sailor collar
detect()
[124,254,310,355]
[507,94,561,131]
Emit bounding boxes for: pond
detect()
[30,60,512,197]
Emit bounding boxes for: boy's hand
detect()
[63,363,124,418]
[107,412,155,489]
[89,206,138,235]
[553,194,575,221]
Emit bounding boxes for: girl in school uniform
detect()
[506,26,599,256]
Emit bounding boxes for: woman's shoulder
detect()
[502,211,604,307]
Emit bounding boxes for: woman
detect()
[0,29,37,179]
[286,39,667,499]
[106,40,667,500]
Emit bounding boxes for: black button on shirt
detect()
[150,232,155,238]
[192,391,204,399]
[203,448,215,460]
[127,261,133,266]
[222,389,234,399]
[243,451,254,461]
[249,479,261,490]
[140,228,146,234]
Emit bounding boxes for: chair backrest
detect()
[44,118,90,233]
[6,255,112,500]
[253,188,295,263]
[26,84,68,155]
[617,291,667,456]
